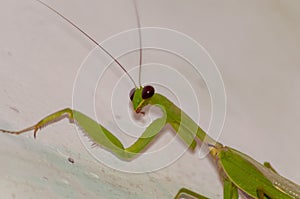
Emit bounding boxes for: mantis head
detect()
[129,85,155,113]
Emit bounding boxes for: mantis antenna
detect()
[35,0,139,88]
[132,0,143,87]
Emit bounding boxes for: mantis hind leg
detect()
[263,162,278,174]
[256,187,273,199]
[174,188,209,199]
[223,179,239,199]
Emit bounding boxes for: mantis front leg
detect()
[1,108,165,160]
[0,108,168,160]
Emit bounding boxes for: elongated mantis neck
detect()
[148,93,220,147]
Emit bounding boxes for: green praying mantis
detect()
[1,0,300,198]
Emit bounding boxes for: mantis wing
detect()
[219,147,300,198]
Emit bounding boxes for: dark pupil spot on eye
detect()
[129,88,136,101]
[142,85,155,99]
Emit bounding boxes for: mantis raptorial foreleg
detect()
[1,108,170,160]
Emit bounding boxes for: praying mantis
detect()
[1,0,300,198]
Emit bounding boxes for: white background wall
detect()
[0,0,299,198]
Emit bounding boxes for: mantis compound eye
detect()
[129,88,136,101]
[142,85,155,99]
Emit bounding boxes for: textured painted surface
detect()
[0,0,299,198]
[0,133,218,199]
